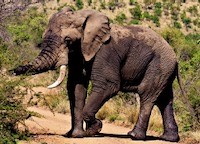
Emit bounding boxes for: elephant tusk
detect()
[47,65,67,89]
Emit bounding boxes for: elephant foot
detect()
[86,119,102,136]
[127,128,146,140]
[160,132,180,142]
[64,129,86,138]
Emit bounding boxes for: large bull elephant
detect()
[13,7,180,142]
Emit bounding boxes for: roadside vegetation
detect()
[0,0,199,143]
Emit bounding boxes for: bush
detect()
[154,2,162,9]
[150,15,160,27]
[7,7,47,46]
[75,0,84,10]
[174,21,182,29]
[154,8,162,17]
[129,4,142,20]
[100,0,106,9]
[181,11,192,29]
[0,77,34,143]
[129,19,140,25]
[143,11,151,20]
[114,13,127,25]
[154,2,162,17]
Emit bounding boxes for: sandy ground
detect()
[18,107,178,144]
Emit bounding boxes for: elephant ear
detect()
[82,13,111,61]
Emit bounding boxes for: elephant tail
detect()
[176,63,197,120]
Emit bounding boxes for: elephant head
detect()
[13,7,111,88]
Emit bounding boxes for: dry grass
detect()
[97,96,163,133]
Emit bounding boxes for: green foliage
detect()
[154,2,162,18]
[114,12,127,25]
[129,19,140,25]
[150,15,160,27]
[154,2,162,9]
[0,77,34,143]
[75,0,84,10]
[181,11,192,28]
[174,21,182,29]
[7,7,47,46]
[0,8,48,142]
[129,4,142,20]
[143,11,151,20]
[100,0,106,9]
[154,8,162,17]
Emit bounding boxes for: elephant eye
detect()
[65,36,71,45]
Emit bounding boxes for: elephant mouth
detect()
[47,65,67,89]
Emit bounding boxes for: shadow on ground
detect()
[31,132,161,141]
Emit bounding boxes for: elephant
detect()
[13,7,181,142]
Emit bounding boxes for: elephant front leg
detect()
[83,84,120,136]
[65,83,88,138]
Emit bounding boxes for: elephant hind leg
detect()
[128,59,168,140]
[128,88,155,140]
[156,84,180,142]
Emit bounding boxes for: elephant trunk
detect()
[13,35,68,75]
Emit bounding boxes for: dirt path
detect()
[19,107,177,144]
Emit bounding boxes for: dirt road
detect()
[19,107,177,144]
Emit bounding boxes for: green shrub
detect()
[154,2,162,17]
[154,2,162,9]
[100,0,106,9]
[174,21,182,29]
[129,4,142,20]
[115,13,127,25]
[129,19,140,25]
[160,27,185,55]
[76,0,84,10]
[181,11,192,28]
[154,8,162,17]
[0,77,34,143]
[171,5,180,21]
[7,7,47,46]
[143,11,151,20]
[150,15,160,27]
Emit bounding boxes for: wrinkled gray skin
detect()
[13,8,180,142]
